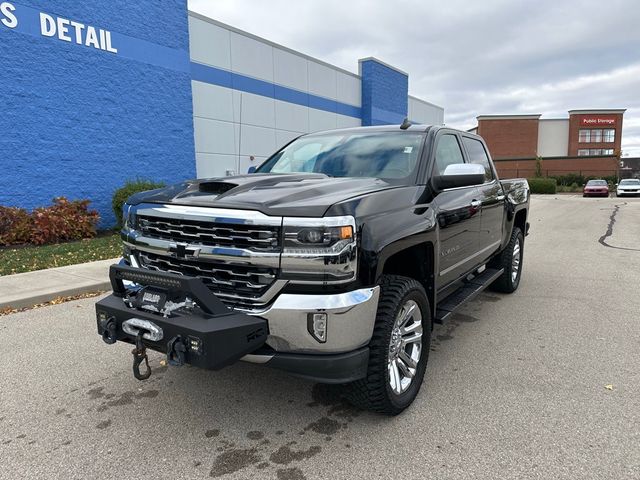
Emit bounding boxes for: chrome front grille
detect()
[137,215,281,252]
[138,251,279,308]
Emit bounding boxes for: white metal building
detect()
[188,12,444,178]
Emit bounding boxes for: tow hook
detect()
[167,336,187,367]
[101,317,117,345]
[132,331,152,381]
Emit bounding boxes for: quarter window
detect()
[462,137,494,181]
[434,134,465,176]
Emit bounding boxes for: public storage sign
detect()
[1,1,117,53]
[580,116,617,126]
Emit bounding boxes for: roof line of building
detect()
[408,95,444,111]
[358,57,408,76]
[568,109,626,114]
[188,10,361,80]
[477,114,541,120]
[188,10,439,114]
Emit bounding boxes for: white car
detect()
[616,179,640,197]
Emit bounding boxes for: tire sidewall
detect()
[382,286,431,411]
[509,229,524,291]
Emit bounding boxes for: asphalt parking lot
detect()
[1,195,639,480]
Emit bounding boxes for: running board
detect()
[434,267,504,324]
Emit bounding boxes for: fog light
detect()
[307,312,327,343]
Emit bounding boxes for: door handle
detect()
[496,195,506,201]
[470,200,482,208]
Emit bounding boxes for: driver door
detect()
[432,132,482,288]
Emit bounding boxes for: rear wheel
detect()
[344,275,431,415]
[490,227,524,293]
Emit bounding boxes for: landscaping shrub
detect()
[527,177,557,194]
[0,206,33,246]
[112,179,166,228]
[550,174,617,187]
[30,197,100,245]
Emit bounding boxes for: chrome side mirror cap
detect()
[433,163,485,190]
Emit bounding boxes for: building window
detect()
[589,149,602,156]
[578,149,589,156]
[578,128,616,143]
[578,129,590,142]
[602,149,614,155]
[603,129,615,142]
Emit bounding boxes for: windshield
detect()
[586,180,607,186]
[620,179,640,185]
[256,132,424,180]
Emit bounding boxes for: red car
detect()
[583,179,609,197]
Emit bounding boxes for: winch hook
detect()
[132,331,152,380]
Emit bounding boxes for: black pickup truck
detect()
[96,124,529,415]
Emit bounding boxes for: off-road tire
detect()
[490,226,524,293]
[343,275,431,415]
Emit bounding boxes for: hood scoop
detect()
[198,181,238,195]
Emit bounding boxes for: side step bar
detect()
[434,267,504,324]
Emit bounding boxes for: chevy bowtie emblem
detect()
[168,243,201,259]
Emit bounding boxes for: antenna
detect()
[400,117,411,130]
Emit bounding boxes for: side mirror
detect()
[433,163,485,190]
[247,166,257,174]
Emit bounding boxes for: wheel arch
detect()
[377,240,435,319]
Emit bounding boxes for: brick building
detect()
[471,109,626,178]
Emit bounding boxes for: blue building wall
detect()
[360,58,409,126]
[0,0,195,226]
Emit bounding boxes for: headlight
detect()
[284,224,354,252]
[122,204,136,231]
[281,216,357,284]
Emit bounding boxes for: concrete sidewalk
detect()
[0,258,119,310]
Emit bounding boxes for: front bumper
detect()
[96,264,379,383]
[254,286,380,354]
[617,190,640,196]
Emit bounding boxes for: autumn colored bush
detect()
[29,197,100,245]
[0,198,100,246]
[0,206,33,246]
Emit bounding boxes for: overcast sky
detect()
[189,0,640,156]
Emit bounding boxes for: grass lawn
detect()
[0,234,122,276]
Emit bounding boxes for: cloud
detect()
[188,0,640,155]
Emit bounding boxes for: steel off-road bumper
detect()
[95,265,379,383]
[95,265,270,370]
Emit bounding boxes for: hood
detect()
[127,173,400,217]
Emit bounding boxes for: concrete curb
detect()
[0,258,119,310]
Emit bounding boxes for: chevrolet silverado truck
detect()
[96,123,529,415]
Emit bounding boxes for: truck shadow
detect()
[77,295,497,478]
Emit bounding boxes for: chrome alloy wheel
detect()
[511,240,521,283]
[388,300,423,395]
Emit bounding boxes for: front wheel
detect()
[490,227,524,293]
[344,275,431,415]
